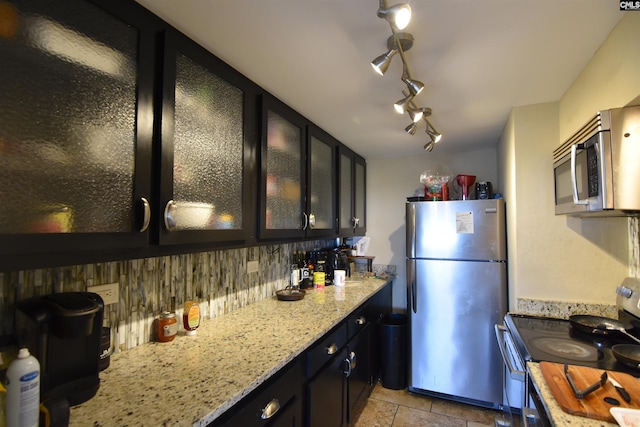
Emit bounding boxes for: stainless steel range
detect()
[495,277,640,427]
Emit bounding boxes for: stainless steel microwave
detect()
[553,105,640,216]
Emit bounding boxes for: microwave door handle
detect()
[571,144,589,205]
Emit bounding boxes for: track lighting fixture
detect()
[377,1,412,31]
[373,1,443,151]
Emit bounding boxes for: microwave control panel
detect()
[586,144,599,197]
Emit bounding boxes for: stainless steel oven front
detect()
[495,323,547,426]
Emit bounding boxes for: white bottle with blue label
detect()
[6,348,40,427]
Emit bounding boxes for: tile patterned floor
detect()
[354,384,514,427]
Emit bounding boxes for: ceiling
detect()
[134,0,625,159]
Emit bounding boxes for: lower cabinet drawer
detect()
[211,358,303,427]
[306,323,347,378]
[346,304,369,341]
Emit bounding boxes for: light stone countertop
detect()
[528,362,619,427]
[69,278,390,427]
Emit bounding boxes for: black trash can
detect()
[379,313,407,390]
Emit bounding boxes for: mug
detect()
[334,270,346,287]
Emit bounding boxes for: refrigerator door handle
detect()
[406,203,416,259]
[408,259,417,313]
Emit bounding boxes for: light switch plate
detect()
[247,260,259,274]
[91,283,119,305]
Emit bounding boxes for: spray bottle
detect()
[6,348,40,427]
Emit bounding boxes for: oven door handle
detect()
[495,324,526,382]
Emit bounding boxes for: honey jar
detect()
[157,311,178,342]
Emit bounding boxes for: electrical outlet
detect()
[91,283,119,305]
[247,260,259,274]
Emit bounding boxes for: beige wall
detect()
[366,149,499,309]
[497,13,640,308]
[559,13,640,138]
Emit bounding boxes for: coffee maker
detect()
[475,181,493,199]
[324,248,351,284]
[15,292,104,406]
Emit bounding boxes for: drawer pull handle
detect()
[355,316,366,325]
[326,343,338,355]
[260,398,281,420]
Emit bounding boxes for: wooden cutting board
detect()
[540,361,640,422]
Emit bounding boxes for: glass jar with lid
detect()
[157,311,178,342]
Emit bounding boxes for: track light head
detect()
[394,94,413,114]
[424,118,442,143]
[377,3,412,30]
[403,75,424,96]
[424,141,435,152]
[429,130,442,144]
[408,108,423,123]
[419,107,432,117]
[405,122,417,135]
[371,49,397,76]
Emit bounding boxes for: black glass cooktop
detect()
[505,313,640,377]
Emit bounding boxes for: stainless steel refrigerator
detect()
[406,199,507,409]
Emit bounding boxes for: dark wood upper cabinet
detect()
[338,146,366,236]
[0,0,156,270]
[155,29,258,246]
[0,0,362,271]
[258,94,339,240]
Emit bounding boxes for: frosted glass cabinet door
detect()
[158,30,254,245]
[307,125,337,237]
[0,0,154,261]
[338,147,366,235]
[259,95,306,239]
[339,152,353,233]
[354,157,366,235]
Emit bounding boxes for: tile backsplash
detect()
[0,240,333,352]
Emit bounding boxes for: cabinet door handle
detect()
[164,200,177,231]
[139,197,151,233]
[352,217,360,230]
[349,351,357,370]
[302,212,308,230]
[355,316,366,325]
[308,213,316,229]
[326,343,338,355]
[260,398,281,420]
[343,355,353,378]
